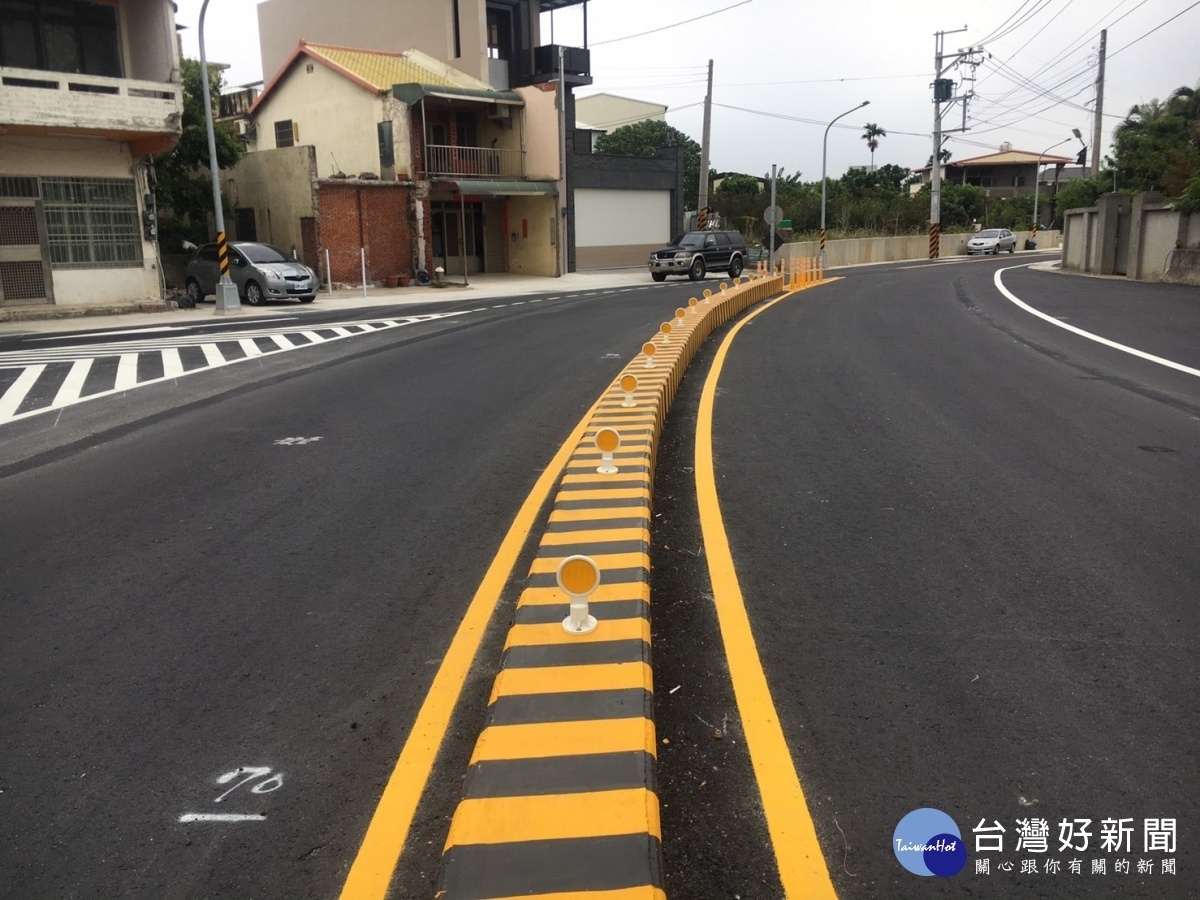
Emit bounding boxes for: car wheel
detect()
[651,272,667,282]
[299,295,315,303]
[728,255,744,278]
[185,278,204,304]
[993,245,1000,255]
[689,257,706,281]
[244,280,263,306]
[1008,242,1016,253]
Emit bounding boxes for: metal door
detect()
[0,199,54,306]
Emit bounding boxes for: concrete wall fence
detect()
[1061,191,1200,283]
[780,230,1060,268]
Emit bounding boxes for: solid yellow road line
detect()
[445,788,660,847]
[694,290,838,899]
[338,391,611,900]
[471,717,656,763]
[489,661,652,703]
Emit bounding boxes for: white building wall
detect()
[1,136,162,305]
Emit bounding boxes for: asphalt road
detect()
[652,256,1197,897]
[0,279,702,899]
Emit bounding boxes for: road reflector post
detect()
[594,426,621,474]
[620,373,639,407]
[720,282,729,293]
[557,555,600,635]
[673,307,685,325]
[659,322,672,343]
[643,341,657,367]
[703,289,713,303]
[688,298,698,313]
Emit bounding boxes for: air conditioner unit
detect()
[488,104,512,125]
[235,119,249,135]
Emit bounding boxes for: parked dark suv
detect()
[648,230,747,281]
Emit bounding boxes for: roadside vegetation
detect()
[597,77,1199,241]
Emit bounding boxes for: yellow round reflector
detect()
[703,289,713,298]
[675,308,686,318]
[620,374,638,392]
[688,298,698,307]
[660,322,672,335]
[595,427,621,453]
[557,555,600,596]
[643,341,657,357]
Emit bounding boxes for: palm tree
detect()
[861,123,887,170]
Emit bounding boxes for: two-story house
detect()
[0,0,182,308]
[250,0,683,273]
[228,41,562,281]
[911,144,1074,200]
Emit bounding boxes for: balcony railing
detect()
[0,66,181,140]
[424,145,525,179]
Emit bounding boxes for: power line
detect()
[591,0,757,46]
[1109,0,1200,57]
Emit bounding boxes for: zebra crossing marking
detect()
[0,312,469,426]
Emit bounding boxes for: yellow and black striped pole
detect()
[217,231,230,278]
[929,221,940,259]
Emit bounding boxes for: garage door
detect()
[575,188,670,269]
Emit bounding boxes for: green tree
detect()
[1110,82,1200,197]
[861,123,887,169]
[714,173,762,196]
[1053,175,1106,220]
[594,120,704,209]
[154,58,245,252]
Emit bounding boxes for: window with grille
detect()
[275,120,296,148]
[41,177,143,269]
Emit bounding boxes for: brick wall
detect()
[316,180,416,284]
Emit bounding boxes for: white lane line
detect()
[269,334,294,351]
[0,364,47,420]
[50,358,95,408]
[300,330,324,344]
[114,353,139,390]
[178,813,266,823]
[995,266,1200,379]
[547,297,562,301]
[469,308,487,313]
[328,327,353,337]
[492,304,508,308]
[529,299,544,303]
[200,343,226,367]
[511,301,526,305]
[161,347,184,379]
[238,338,264,358]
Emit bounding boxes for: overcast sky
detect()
[175,0,1198,180]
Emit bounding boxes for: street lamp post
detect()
[1032,128,1081,248]
[198,0,240,315]
[820,100,869,266]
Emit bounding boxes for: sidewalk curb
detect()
[0,301,173,324]
[436,273,789,899]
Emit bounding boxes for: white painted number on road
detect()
[214,766,284,802]
[274,436,323,445]
[177,765,283,824]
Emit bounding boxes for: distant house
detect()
[0,0,183,309]
[575,93,667,132]
[228,41,561,281]
[911,144,1073,199]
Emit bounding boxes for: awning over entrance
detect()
[441,181,558,197]
[392,83,524,106]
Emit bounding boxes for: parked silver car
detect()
[966,229,1018,255]
[185,242,319,305]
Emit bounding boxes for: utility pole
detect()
[928,27,981,259]
[768,164,777,271]
[1090,29,1106,177]
[698,59,713,222]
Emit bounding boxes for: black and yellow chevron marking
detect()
[217,231,230,277]
[438,274,790,900]
[929,221,940,260]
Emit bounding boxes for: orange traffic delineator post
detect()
[642,341,657,368]
[674,307,686,326]
[688,298,699,313]
[703,288,713,303]
[620,373,639,407]
[659,322,672,344]
[557,555,600,635]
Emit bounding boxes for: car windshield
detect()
[239,243,291,263]
[977,230,1002,239]
[677,233,706,248]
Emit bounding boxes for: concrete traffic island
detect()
[435,267,827,899]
